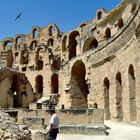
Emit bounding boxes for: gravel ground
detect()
[57,121,140,140]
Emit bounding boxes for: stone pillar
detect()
[135,60,140,123]
[22,93,28,108]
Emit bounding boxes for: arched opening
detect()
[97,11,102,20]
[70,60,89,109]
[4,41,13,50]
[7,50,13,68]
[51,74,58,94]
[68,31,79,60]
[20,49,29,64]
[103,77,110,120]
[35,48,43,70]
[105,27,111,39]
[47,38,54,47]
[15,36,21,50]
[32,28,38,39]
[49,26,55,36]
[35,75,43,99]
[83,37,98,52]
[79,23,87,28]
[62,35,67,53]
[116,72,123,121]
[11,74,21,107]
[30,40,38,51]
[128,64,136,121]
[50,55,61,71]
[118,18,124,28]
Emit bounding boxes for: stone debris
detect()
[0,110,32,140]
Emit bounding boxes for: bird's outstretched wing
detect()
[15,12,22,20]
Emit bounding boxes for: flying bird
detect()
[15,12,22,20]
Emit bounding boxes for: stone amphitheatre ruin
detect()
[0,0,140,129]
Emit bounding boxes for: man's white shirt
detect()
[49,114,59,129]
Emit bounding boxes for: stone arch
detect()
[116,72,123,121]
[30,40,38,51]
[3,40,13,50]
[35,48,43,70]
[48,23,60,37]
[79,23,87,28]
[15,36,22,50]
[70,60,89,109]
[47,38,54,47]
[105,27,111,39]
[51,73,59,94]
[68,31,79,60]
[32,28,38,39]
[118,18,124,28]
[62,35,67,53]
[83,37,98,52]
[11,74,21,107]
[96,9,107,21]
[20,49,29,64]
[35,75,43,99]
[48,26,55,36]
[128,64,136,121]
[103,77,110,120]
[97,11,102,20]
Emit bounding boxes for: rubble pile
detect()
[0,110,32,140]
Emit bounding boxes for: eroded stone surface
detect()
[0,110,31,140]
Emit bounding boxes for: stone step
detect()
[59,124,106,135]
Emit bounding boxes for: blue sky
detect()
[0,0,121,40]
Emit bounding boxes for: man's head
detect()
[49,109,55,115]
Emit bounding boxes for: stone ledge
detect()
[59,124,106,135]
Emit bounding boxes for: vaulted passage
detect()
[35,75,43,99]
[116,72,123,121]
[11,74,21,107]
[70,60,89,109]
[35,48,43,70]
[30,40,38,51]
[20,49,29,64]
[68,31,79,60]
[103,77,110,120]
[128,64,136,121]
[51,74,58,94]
[105,27,111,39]
[83,37,98,52]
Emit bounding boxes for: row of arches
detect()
[2,24,59,51]
[68,60,137,122]
[103,64,136,121]
[32,24,58,39]
[3,37,55,51]
[62,17,124,61]
[3,36,22,50]
[35,73,59,100]
[70,60,89,108]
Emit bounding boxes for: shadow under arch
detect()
[83,36,98,52]
[70,60,89,109]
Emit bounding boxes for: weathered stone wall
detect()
[0,0,139,124]
[0,68,34,108]
[0,110,31,140]
[17,109,104,126]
